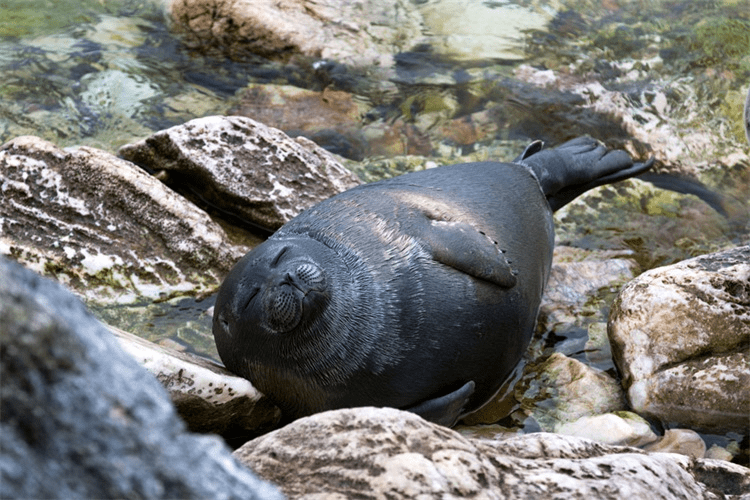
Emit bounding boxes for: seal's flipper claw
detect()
[513,140,544,163]
[405,380,475,427]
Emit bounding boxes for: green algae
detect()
[0,0,152,38]
[690,17,750,69]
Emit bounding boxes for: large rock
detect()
[0,135,244,302]
[167,0,423,68]
[113,327,281,447]
[0,257,283,499]
[235,407,749,499]
[119,115,361,230]
[608,245,750,433]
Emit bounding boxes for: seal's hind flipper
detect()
[405,380,475,427]
[518,136,654,212]
[419,219,517,288]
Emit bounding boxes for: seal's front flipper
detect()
[518,136,654,212]
[419,220,517,288]
[405,380,475,427]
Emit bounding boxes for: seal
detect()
[213,137,653,426]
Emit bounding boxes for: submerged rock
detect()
[113,327,281,446]
[119,115,361,230]
[230,84,370,160]
[0,257,282,499]
[608,245,750,434]
[0,135,244,303]
[167,0,423,69]
[416,0,552,61]
[234,406,749,499]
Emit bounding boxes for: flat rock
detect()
[235,406,750,499]
[608,245,750,433]
[0,257,282,499]
[167,0,423,69]
[1,135,244,303]
[119,115,361,230]
[113,326,281,446]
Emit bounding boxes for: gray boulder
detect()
[608,245,750,434]
[119,115,361,230]
[0,257,283,500]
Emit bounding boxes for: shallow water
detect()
[2,0,748,460]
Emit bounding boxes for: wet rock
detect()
[541,248,639,326]
[0,135,244,303]
[513,353,628,432]
[234,406,749,499]
[556,412,658,448]
[118,115,361,230]
[608,245,750,433]
[644,429,708,459]
[167,0,423,69]
[113,327,281,447]
[0,257,283,499]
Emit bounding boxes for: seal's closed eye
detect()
[271,246,290,268]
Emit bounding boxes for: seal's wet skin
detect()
[214,137,654,426]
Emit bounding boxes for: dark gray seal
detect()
[213,137,653,426]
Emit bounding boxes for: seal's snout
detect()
[266,284,303,332]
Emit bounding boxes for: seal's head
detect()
[213,236,337,381]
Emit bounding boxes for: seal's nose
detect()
[280,262,326,294]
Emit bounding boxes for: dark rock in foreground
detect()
[0,257,283,500]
